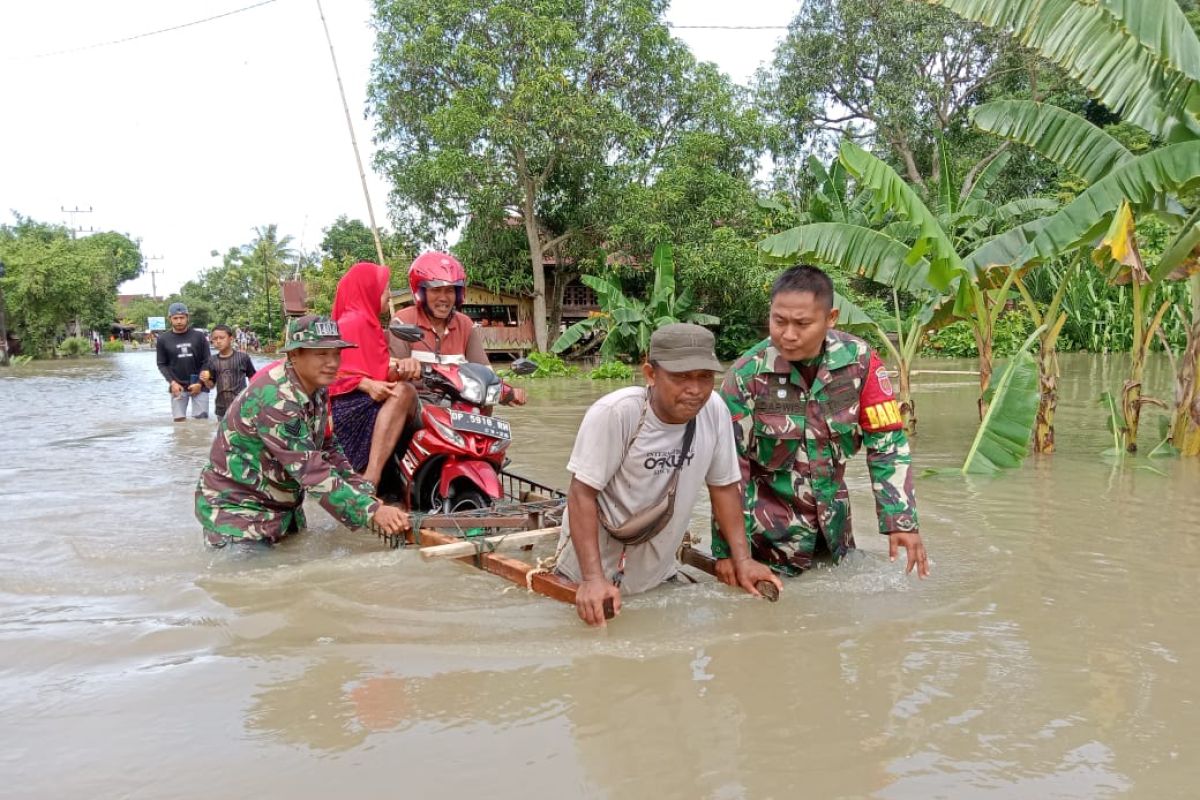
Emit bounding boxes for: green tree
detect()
[0,216,143,357]
[762,0,1014,189]
[604,128,771,358]
[369,0,749,351]
[299,216,413,316]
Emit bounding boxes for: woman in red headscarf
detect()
[330,262,418,491]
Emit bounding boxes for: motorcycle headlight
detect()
[485,383,502,406]
[459,373,486,405]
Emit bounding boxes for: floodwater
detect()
[2,350,1198,799]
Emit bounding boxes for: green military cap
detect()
[280,314,357,352]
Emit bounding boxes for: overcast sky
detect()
[0,0,793,298]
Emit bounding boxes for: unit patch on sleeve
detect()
[858,352,903,432]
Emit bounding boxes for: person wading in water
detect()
[553,323,780,627]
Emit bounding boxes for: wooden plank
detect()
[679,545,780,602]
[412,527,579,605]
[419,527,561,560]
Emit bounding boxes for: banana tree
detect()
[551,243,719,360]
[764,140,1059,427]
[926,0,1200,452]
[968,101,1200,450]
[1088,201,1190,451]
[1014,257,1076,453]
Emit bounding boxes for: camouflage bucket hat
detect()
[280,315,357,352]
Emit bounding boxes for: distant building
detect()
[391,286,536,358]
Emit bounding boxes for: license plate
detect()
[449,410,511,440]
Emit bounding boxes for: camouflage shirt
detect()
[712,330,917,573]
[195,359,380,544]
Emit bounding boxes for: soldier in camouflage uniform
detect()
[195,315,410,547]
[712,266,929,578]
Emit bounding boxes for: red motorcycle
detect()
[386,322,536,512]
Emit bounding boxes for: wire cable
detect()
[667,24,789,30]
[12,0,280,60]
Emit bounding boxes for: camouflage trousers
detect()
[748,526,856,577]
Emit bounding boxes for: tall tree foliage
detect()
[368,0,758,351]
[0,216,143,357]
[300,216,412,316]
[762,0,1010,188]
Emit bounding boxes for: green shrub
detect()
[102,339,125,353]
[57,337,91,357]
[589,360,633,380]
[922,312,1034,358]
[497,350,580,379]
[8,355,33,366]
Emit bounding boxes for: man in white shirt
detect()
[556,323,782,626]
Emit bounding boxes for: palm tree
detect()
[242,225,297,343]
[928,0,1200,454]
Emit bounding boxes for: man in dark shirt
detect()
[156,302,211,421]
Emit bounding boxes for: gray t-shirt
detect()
[556,386,740,595]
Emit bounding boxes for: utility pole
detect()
[144,254,164,300]
[0,259,8,366]
[61,205,94,239]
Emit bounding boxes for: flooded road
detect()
[2,350,1198,799]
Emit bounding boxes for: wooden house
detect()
[391,286,536,358]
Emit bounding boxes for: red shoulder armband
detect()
[859,352,903,432]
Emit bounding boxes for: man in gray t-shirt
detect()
[557,323,781,626]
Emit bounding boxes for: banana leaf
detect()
[1017,141,1200,268]
[928,0,1200,140]
[651,243,675,303]
[839,140,964,291]
[961,325,1047,474]
[831,291,882,338]
[758,222,933,295]
[962,150,1012,204]
[970,100,1132,185]
[551,315,605,354]
[1099,0,1200,85]
[961,198,1058,242]
[1098,390,1124,457]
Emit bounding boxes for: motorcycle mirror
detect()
[388,321,423,342]
[511,358,538,376]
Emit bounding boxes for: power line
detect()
[668,24,790,30]
[13,0,280,61]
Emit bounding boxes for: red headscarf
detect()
[330,261,391,397]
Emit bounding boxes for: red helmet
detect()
[408,251,466,308]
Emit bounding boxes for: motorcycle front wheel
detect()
[446,484,490,513]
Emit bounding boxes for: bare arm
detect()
[464,325,489,366]
[566,476,622,626]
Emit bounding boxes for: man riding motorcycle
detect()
[389,251,527,407]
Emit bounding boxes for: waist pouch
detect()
[599,410,696,548]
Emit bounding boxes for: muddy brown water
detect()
[1,351,1198,799]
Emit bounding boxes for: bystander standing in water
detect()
[155,302,211,422]
[199,324,256,420]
